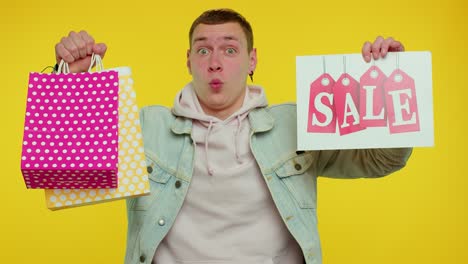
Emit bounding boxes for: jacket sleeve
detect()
[315,147,413,179]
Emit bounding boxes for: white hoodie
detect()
[153,83,304,264]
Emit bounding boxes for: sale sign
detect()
[296,52,433,150]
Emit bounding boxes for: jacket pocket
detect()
[129,152,172,211]
[275,153,317,209]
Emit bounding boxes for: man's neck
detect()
[201,103,242,120]
[199,93,246,121]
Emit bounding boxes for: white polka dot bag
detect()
[21,54,119,189]
[44,66,150,210]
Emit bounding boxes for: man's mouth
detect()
[209,79,223,90]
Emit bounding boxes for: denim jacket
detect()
[125,103,412,264]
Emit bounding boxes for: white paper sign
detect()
[296,51,434,150]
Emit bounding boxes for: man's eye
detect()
[197,48,209,55]
[226,48,237,55]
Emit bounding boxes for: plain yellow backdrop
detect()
[1,0,466,263]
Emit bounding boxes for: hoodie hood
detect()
[171,82,268,175]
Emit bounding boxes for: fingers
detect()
[389,40,404,52]
[362,41,372,63]
[70,31,87,59]
[55,42,74,64]
[361,36,405,63]
[55,30,96,63]
[78,30,95,56]
[92,43,108,58]
[380,37,394,58]
[371,36,384,60]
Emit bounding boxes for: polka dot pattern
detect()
[44,67,149,210]
[21,70,119,189]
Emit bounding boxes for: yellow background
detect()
[1,0,466,263]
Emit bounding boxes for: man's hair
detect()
[189,9,254,52]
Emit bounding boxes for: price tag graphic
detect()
[307,73,337,133]
[385,68,420,134]
[333,73,365,135]
[360,65,387,127]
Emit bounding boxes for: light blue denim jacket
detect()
[125,103,412,264]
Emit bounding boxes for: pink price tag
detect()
[307,73,337,133]
[359,66,387,127]
[384,69,420,134]
[333,73,365,136]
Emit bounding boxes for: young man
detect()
[54,9,411,264]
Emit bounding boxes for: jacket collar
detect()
[171,116,192,135]
[248,107,274,133]
[170,107,274,135]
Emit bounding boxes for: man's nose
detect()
[208,54,222,72]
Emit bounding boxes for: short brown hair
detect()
[189,9,254,52]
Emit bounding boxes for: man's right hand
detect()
[55,30,107,73]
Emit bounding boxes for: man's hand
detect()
[362,36,404,63]
[55,30,107,73]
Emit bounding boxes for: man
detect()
[54,8,411,264]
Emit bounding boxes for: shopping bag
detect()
[44,67,150,210]
[21,54,119,189]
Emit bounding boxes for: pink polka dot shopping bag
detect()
[21,54,119,190]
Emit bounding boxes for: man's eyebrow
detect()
[193,36,207,43]
[222,36,239,42]
[192,35,240,44]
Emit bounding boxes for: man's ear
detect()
[249,48,257,74]
[186,49,192,74]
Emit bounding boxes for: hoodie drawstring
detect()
[205,119,214,176]
[235,115,242,164]
[205,116,242,176]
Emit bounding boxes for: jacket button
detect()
[158,218,165,226]
[139,254,146,262]
[146,166,153,174]
[294,163,302,171]
[175,180,181,188]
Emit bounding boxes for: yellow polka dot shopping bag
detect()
[44,65,150,210]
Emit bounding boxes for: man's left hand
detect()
[362,36,405,63]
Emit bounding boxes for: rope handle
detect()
[56,53,104,74]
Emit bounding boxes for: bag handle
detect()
[56,53,104,74]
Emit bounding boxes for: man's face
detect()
[187,22,257,119]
